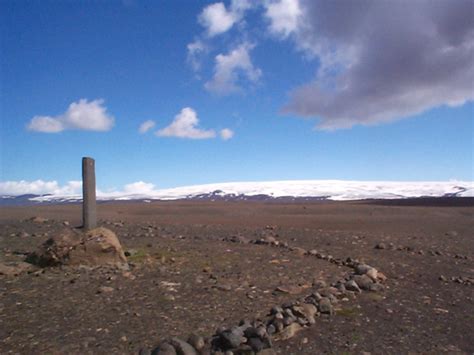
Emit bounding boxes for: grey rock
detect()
[221,328,244,349]
[270,306,283,315]
[187,334,205,351]
[169,338,197,355]
[369,283,385,292]
[151,342,177,355]
[248,337,265,352]
[353,274,374,291]
[345,280,362,293]
[355,264,373,275]
[375,242,387,249]
[312,280,327,289]
[266,324,276,335]
[318,297,334,315]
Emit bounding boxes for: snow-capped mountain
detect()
[1,180,472,205]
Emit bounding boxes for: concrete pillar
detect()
[82,157,97,230]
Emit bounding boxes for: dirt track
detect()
[1,200,473,354]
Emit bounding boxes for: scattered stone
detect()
[290,247,307,256]
[275,285,303,295]
[30,216,48,223]
[374,243,386,250]
[223,235,250,244]
[97,286,114,293]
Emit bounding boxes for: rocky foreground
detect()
[0,200,473,354]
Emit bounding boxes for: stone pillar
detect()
[82,157,97,230]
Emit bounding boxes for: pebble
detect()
[374,243,387,250]
[97,286,114,293]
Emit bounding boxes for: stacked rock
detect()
[211,320,272,353]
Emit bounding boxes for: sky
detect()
[1,0,473,196]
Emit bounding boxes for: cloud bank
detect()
[1,179,472,200]
[272,0,474,129]
[27,99,115,133]
[0,180,82,196]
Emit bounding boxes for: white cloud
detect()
[138,120,156,134]
[186,39,207,72]
[27,99,114,133]
[220,128,234,140]
[205,42,262,95]
[123,181,156,194]
[264,0,302,38]
[198,2,238,37]
[155,107,216,139]
[197,1,256,37]
[0,180,82,196]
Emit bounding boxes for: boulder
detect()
[28,227,127,268]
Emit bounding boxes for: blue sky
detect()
[1,0,473,195]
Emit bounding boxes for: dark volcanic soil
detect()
[0,200,473,354]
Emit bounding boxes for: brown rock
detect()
[28,227,127,268]
[277,323,302,340]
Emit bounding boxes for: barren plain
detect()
[1,199,473,354]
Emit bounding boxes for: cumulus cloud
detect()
[156,107,216,139]
[198,0,253,37]
[264,0,302,38]
[198,2,238,37]
[220,128,234,140]
[271,0,474,129]
[27,99,114,133]
[205,42,262,95]
[0,180,82,196]
[138,120,156,134]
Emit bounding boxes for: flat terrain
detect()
[1,200,473,354]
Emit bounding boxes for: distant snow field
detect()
[13,180,473,203]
